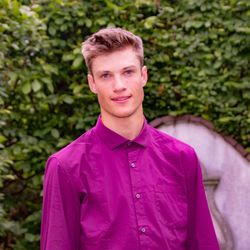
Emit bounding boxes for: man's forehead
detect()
[94,47,138,61]
[91,49,141,73]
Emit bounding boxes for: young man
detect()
[41,28,219,250]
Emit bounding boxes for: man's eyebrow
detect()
[123,65,137,70]
[96,66,137,74]
[96,70,110,75]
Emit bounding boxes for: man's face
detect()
[87,47,148,121]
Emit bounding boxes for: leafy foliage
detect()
[0,0,249,248]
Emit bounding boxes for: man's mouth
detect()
[111,96,131,102]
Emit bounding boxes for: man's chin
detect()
[109,109,139,119]
[101,106,143,120]
[113,112,135,119]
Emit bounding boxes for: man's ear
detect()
[87,74,97,94]
[141,66,148,87]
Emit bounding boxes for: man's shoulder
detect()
[148,125,195,156]
[148,125,199,174]
[48,127,95,166]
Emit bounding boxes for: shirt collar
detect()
[94,116,149,150]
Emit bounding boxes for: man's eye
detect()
[124,70,133,76]
[101,73,110,79]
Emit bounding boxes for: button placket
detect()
[127,146,148,246]
[135,193,141,199]
[130,162,136,168]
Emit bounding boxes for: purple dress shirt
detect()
[41,117,219,250]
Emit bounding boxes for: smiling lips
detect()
[111,95,132,103]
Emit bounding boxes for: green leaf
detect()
[51,129,59,138]
[71,56,83,69]
[144,16,157,29]
[42,78,54,93]
[62,53,75,61]
[48,25,56,36]
[63,95,74,104]
[85,19,92,28]
[72,84,84,94]
[218,117,232,123]
[32,80,42,92]
[24,233,40,242]
[21,82,31,94]
[236,27,250,34]
[0,135,7,143]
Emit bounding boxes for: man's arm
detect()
[40,157,81,250]
[184,149,220,250]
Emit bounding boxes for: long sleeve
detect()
[184,149,220,250]
[40,157,81,250]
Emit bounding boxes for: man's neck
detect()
[101,113,145,141]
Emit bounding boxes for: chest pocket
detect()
[155,180,187,228]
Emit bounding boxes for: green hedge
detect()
[0,0,249,248]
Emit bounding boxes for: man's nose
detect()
[113,75,126,92]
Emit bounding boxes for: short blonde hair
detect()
[81,28,144,73]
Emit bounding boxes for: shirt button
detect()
[127,141,132,147]
[130,162,136,168]
[135,193,141,199]
[140,227,146,233]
